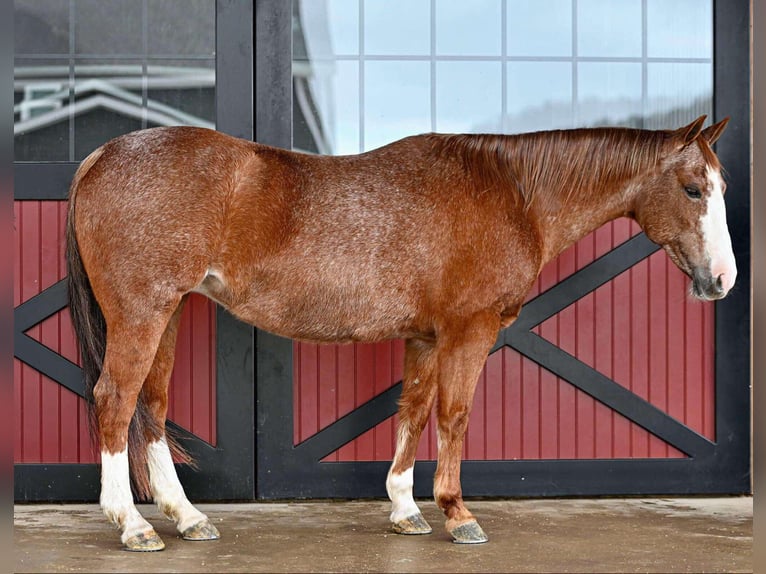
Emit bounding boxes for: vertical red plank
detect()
[557,245,577,459]
[59,309,81,462]
[14,361,23,460]
[40,202,61,461]
[484,351,504,459]
[539,257,559,459]
[648,252,668,457]
[191,295,212,443]
[630,259,650,457]
[336,344,357,461]
[318,344,338,461]
[299,343,319,444]
[575,237,595,459]
[521,356,540,459]
[14,202,21,307]
[354,343,376,459]
[594,224,613,458]
[373,342,393,460]
[685,301,704,435]
[21,202,42,462]
[702,304,715,440]
[503,348,522,459]
[667,264,687,437]
[612,219,632,457]
[465,368,486,460]
[170,301,193,435]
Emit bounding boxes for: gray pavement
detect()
[14,497,752,573]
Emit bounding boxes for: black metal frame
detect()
[255,0,751,499]
[14,0,256,502]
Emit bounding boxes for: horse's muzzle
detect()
[691,268,729,301]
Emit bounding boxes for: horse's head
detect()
[633,115,736,301]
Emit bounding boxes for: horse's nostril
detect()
[715,275,724,293]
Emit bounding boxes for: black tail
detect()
[66,149,191,501]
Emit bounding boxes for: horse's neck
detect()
[522,156,646,265]
[531,182,631,265]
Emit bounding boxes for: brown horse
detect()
[66,115,735,551]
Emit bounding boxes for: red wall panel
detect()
[294,218,715,461]
[14,201,217,464]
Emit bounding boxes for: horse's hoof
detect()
[449,520,489,544]
[182,519,221,541]
[124,530,166,552]
[391,513,433,535]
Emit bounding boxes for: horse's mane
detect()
[428,128,673,216]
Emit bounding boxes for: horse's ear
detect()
[701,116,730,145]
[674,115,707,148]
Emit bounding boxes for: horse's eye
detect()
[684,185,702,199]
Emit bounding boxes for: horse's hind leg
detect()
[387,338,438,535]
[95,302,182,551]
[432,311,500,544]
[142,296,220,541]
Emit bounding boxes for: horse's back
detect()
[70,127,258,299]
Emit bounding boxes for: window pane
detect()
[647,0,712,58]
[75,0,143,55]
[148,0,215,57]
[436,0,502,56]
[436,62,502,133]
[13,0,216,162]
[577,0,642,58]
[294,60,360,155]
[363,0,430,56]
[14,58,72,161]
[577,62,642,127]
[646,63,712,129]
[507,62,573,132]
[364,61,431,151]
[14,0,70,55]
[507,0,572,57]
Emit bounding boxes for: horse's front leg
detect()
[387,338,439,534]
[433,311,500,544]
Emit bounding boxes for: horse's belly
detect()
[198,270,418,343]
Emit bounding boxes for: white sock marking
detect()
[100,448,153,543]
[147,438,208,533]
[387,466,421,523]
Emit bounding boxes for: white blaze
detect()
[702,166,737,295]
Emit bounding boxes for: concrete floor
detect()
[14,497,752,573]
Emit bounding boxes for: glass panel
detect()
[69,60,146,160]
[364,61,431,151]
[14,0,70,55]
[507,0,572,57]
[577,0,642,58]
[363,0,430,56]
[507,62,573,132]
[646,63,712,129]
[647,0,712,58]
[436,62,502,133]
[14,58,72,161]
[435,0,502,57]
[577,62,643,127]
[13,0,216,162]
[293,1,712,155]
[75,0,143,55]
[148,0,215,57]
